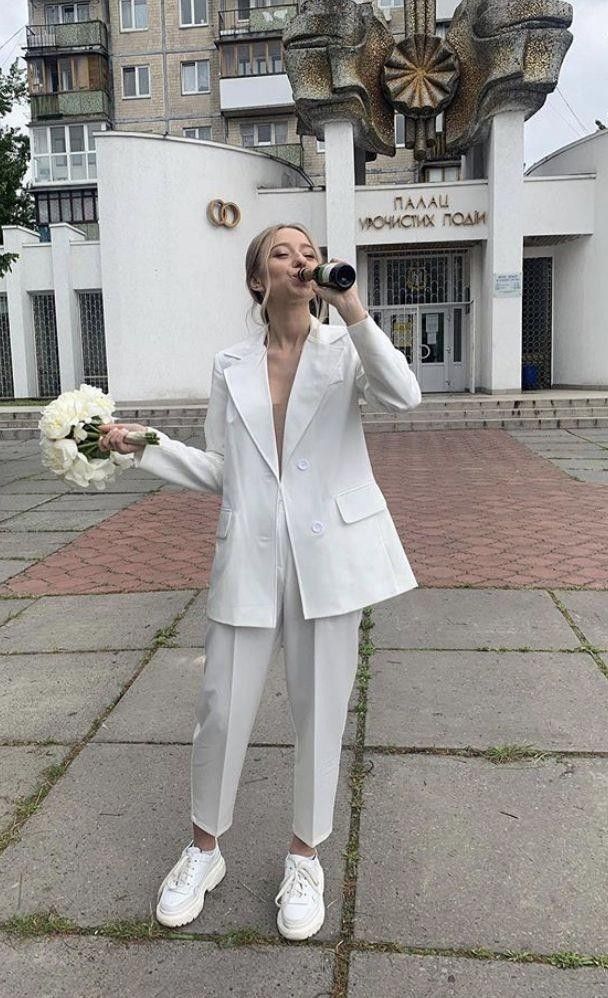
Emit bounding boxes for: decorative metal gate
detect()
[522,257,553,389]
[0,295,14,398]
[78,291,108,392]
[31,293,61,398]
[367,248,474,393]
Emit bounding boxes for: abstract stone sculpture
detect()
[283,0,397,157]
[383,0,459,160]
[444,0,573,151]
[283,0,573,164]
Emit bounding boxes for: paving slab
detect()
[0,651,144,741]
[0,743,352,940]
[0,746,67,829]
[0,591,195,652]
[0,599,33,626]
[0,532,77,559]
[0,937,335,998]
[365,650,608,751]
[172,590,208,647]
[93,646,358,745]
[42,494,144,511]
[0,510,118,531]
[0,561,35,584]
[348,953,608,997]
[0,496,49,512]
[554,591,608,649]
[355,755,608,952]
[373,589,579,650]
[569,470,608,483]
[0,480,72,494]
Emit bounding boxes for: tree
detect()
[0,60,34,278]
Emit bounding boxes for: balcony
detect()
[218,5,297,39]
[220,73,293,113]
[31,89,111,121]
[26,21,108,54]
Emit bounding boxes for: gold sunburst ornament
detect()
[383,34,459,159]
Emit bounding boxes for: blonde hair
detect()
[245,222,328,331]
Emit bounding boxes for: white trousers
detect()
[191,495,363,848]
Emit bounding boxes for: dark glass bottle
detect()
[298,262,356,290]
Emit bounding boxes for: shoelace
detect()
[168,849,210,894]
[274,861,319,907]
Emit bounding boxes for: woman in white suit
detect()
[99,222,421,941]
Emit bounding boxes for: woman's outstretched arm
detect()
[103,354,227,493]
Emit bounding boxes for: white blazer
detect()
[137,312,422,627]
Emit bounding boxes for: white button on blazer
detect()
[136,312,422,627]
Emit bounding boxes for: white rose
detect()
[63,452,97,489]
[38,395,80,440]
[40,437,79,474]
[72,423,88,443]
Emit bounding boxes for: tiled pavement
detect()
[1,431,608,997]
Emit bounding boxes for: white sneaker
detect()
[156,841,226,928]
[274,852,325,940]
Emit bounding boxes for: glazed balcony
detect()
[219,72,293,112]
[31,89,111,121]
[26,21,108,55]
[264,142,302,167]
[217,5,297,39]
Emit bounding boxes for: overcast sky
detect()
[1,0,606,170]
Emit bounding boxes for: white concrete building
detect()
[1,116,604,401]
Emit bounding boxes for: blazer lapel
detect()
[281,335,344,473]
[224,318,346,481]
[224,342,279,479]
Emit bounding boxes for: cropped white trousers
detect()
[191,495,363,848]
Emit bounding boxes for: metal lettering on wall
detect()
[359,194,487,232]
[206,199,242,229]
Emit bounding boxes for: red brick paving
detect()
[1,430,608,596]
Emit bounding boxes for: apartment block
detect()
[24,0,462,239]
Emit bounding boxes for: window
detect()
[122,65,150,98]
[32,123,106,183]
[120,0,148,30]
[180,0,207,25]
[422,164,461,183]
[221,40,283,77]
[316,138,325,153]
[395,113,406,147]
[183,125,212,140]
[378,0,401,7]
[46,3,90,25]
[239,120,288,147]
[181,60,210,94]
[36,188,98,226]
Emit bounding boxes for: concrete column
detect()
[50,223,86,391]
[323,120,357,325]
[2,226,40,398]
[480,111,525,392]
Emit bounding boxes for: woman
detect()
[99,222,421,942]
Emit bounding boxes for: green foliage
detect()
[0,60,35,278]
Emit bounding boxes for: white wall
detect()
[528,131,608,386]
[96,133,311,402]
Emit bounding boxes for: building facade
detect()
[23,0,461,240]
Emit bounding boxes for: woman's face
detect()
[258,228,319,307]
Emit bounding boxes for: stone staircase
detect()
[2,392,608,441]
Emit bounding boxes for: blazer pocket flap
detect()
[216,507,232,538]
[335,482,387,523]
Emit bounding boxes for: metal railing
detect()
[26,20,108,52]
[218,5,297,36]
[31,89,111,120]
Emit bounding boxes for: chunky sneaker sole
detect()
[277,898,326,941]
[156,851,226,928]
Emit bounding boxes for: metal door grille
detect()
[0,295,14,398]
[78,291,108,392]
[522,258,553,389]
[31,293,61,398]
[369,248,469,307]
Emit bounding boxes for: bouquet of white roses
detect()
[38,383,159,490]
